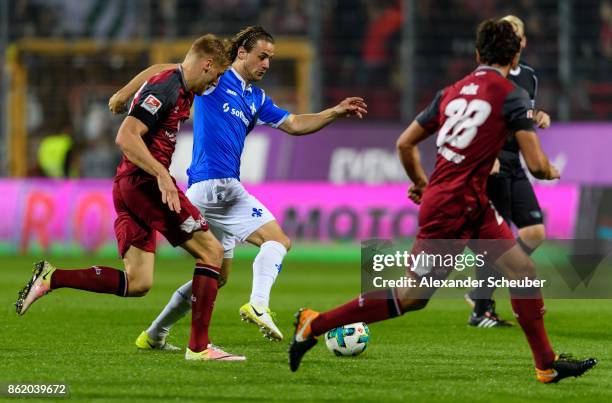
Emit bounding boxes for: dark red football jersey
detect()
[115,67,194,179]
[416,66,535,221]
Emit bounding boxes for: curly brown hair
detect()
[475,19,521,66]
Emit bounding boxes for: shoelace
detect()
[208,344,228,353]
[486,300,506,321]
[556,353,574,361]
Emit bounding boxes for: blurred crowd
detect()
[6,0,611,178]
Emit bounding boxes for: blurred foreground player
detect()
[289,19,597,383]
[465,15,552,328]
[15,35,245,361]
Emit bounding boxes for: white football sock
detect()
[146,280,192,341]
[250,240,287,308]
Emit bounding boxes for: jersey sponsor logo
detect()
[459,83,479,95]
[438,146,465,164]
[164,130,177,143]
[141,95,162,115]
[226,88,238,96]
[223,102,249,126]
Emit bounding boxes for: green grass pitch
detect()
[1,250,610,402]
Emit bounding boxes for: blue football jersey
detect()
[187,68,290,185]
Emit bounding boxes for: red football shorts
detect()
[410,201,516,282]
[112,175,208,257]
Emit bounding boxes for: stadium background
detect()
[1,0,611,255]
[1,1,611,401]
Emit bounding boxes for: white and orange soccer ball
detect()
[324,322,370,356]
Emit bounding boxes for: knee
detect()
[279,236,291,252]
[264,235,291,251]
[196,239,224,267]
[210,242,224,265]
[507,256,536,280]
[400,298,429,312]
[126,275,152,297]
[519,225,546,248]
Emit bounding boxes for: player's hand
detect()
[547,165,560,180]
[109,92,129,114]
[157,173,181,213]
[490,158,501,175]
[333,97,368,119]
[408,181,427,205]
[534,110,551,129]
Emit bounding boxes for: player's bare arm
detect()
[515,129,559,180]
[278,97,367,136]
[109,64,179,114]
[115,116,181,212]
[396,120,432,205]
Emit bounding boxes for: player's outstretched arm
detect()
[396,120,432,205]
[278,97,367,136]
[109,64,179,114]
[515,129,559,180]
[115,116,181,212]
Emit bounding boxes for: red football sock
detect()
[311,289,402,336]
[189,264,220,352]
[50,266,127,296]
[510,288,556,370]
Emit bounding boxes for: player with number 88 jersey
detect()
[289,20,596,384]
[415,65,533,235]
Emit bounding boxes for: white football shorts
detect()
[185,178,275,258]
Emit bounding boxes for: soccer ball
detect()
[324,322,370,356]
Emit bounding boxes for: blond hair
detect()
[188,34,230,68]
[500,15,525,37]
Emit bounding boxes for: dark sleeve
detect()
[521,64,538,107]
[128,73,181,130]
[531,71,538,108]
[415,89,444,133]
[503,86,535,133]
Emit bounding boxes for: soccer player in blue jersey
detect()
[110,26,367,347]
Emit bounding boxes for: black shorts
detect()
[487,151,544,229]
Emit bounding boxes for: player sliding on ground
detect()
[109,26,366,346]
[289,19,598,383]
[16,35,246,361]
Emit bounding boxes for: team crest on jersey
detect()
[250,103,257,115]
[141,95,162,115]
